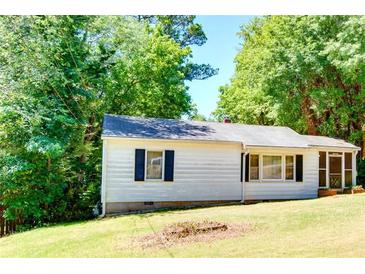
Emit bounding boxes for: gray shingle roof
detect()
[303,135,358,149]
[102,114,359,149]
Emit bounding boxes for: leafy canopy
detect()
[0,16,213,224]
[216,16,365,148]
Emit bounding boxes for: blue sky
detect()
[187,16,254,118]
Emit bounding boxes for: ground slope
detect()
[0,194,364,258]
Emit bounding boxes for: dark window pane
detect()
[345,170,352,187]
[319,170,326,187]
[329,175,342,188]
[319,151,326,169]
[329,157,341,173]
[250,154,259,180]
[345,153,352,170]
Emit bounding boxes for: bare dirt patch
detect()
[132,220,251,249]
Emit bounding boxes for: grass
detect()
[0,194,364,258]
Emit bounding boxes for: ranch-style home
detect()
[101,114,360,215]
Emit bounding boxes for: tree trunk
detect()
[301,93,319,135]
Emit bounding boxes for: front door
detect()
[329,155,342,188]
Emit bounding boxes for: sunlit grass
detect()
[0,194,364,257]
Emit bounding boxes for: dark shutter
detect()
[164,150,175,181]
[245,153,250,182]
[134,149,145,181]
[240,153,244,182]
[295,155,303,182]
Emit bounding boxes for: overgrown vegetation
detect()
[0,16,216,225]
[215,16,365,153]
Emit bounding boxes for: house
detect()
[101,114,360,215]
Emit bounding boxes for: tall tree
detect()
[136,16,218,80]
[216,16,365,152]
[0,16,208,224]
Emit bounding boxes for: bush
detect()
[357,158,365,187]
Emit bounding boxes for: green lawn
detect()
[1,194,364,258]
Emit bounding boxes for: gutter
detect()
[101,135,243,145]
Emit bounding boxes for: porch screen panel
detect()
[345,152,352,187]
[319,151,326,187]
[329,156,342,188]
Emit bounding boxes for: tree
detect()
[136,16,218,80]
[0,16,209,225]
[216,16,365,152]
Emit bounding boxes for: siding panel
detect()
[105,139,242,202]
[244,148,319,200]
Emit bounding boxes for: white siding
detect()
[103,139,358,205]
[104,139,242,203]
[244,148,319,200]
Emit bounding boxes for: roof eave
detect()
[101,135,243,145]
[307,145,361,150]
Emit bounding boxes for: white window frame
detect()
[284,154,296,182]
[249,154,260,181]
[145,150,165,182]
[248,153,297,183]
[261,154,284,182]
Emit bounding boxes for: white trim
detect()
[102,136,360,151]
[101,135,243,145]
[352,151,358,186]
[307,145,360,151]
[248,153,298,183]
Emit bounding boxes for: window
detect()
[319,151,327,187]
[263,155,282,180]
[285,156,294,180]
[345,152,352,187]
[146,151,163,179]
[249,154,259,180]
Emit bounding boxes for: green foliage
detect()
[136,15,218,80]
[216,16,365,149]
[0,16,210,225]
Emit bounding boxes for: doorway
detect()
[329,154,342,188]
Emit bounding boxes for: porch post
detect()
[352,151,358,186]
[326,151,329,188]
[341,153,345,189]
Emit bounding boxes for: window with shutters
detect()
[146,151,163,180]
[247,153,298,182]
